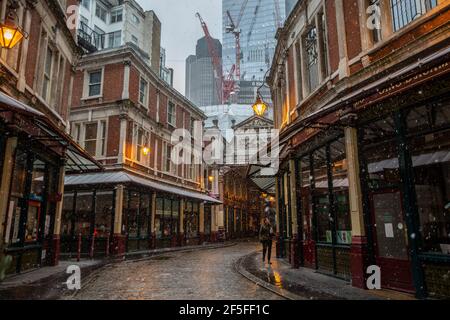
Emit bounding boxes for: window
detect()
[42,47,53,101]
[80,15,89,28]
[132,35,139,45]
[93,26,105,49]
[390,0,437,31]
[81,0,90,10]
[139,78,148,106]
[72,123,81,144]
[95,3,107,22]
[304,26,319,93]
[165,144,172,173]
[99,120,107,156]
[108,31,121,48]
[84,122,98,155]
[132,14,140,25]
[88,70,102,97]
[110,9,123,23]
[136,128,144,162]
[317,11,329,79]
[167,101,176,126]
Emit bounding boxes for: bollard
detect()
[76,233,82,262]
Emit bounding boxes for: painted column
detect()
[178,199,185,246]
[344,127,369,289]
[51,165,66,266]
[0,137,18,249]
[199,202,205,244]
[112,185,126,258]
[289,159,300,268]
[117,115,127,165]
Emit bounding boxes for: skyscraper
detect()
[285,0,299,17]
[186,36,223,107]
[222,0,286,104]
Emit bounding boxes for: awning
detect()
[65,171,222,204]
[0,91,102,173]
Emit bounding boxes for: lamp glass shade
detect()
[0,22,24,49]
[252,96,267,117]
[142,147,150,156]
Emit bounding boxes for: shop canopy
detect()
[65,171,222,204]
[0,91,102,173]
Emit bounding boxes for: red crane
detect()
[195,12,224,104]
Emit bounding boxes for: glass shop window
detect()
[62,193,75,237]
[163,198,173,238]
[299,155,313,242]
[95,191,113,238]
[330,138,352,245]
[155,198,163,239]
[172,200,179,235]
[6,150,28,245]
[185,202,199,238]
[74,192,93,236]
[405,103,450,254]
[139,194,151,238]
[127,191,139,238]
[313,147,332,243]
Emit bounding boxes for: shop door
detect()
[370,190,414,292]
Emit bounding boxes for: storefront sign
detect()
[354,60,450,110]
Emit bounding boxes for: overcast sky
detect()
[138,0,222,95]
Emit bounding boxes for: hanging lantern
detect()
[0,10,28,49]
[252,95,268,117]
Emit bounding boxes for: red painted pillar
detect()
[178,232,185,247]
[290,234,300,268]
[50,235,61,266]
[350,236,369,289]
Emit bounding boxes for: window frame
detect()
[110,8,123,24]
[95,3,107,22]
[139,77,149,107]
[85,68,104,99]
[167,101,176,127]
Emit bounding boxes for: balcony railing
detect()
[77,21,122,53]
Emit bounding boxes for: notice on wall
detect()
[385,223,394,238]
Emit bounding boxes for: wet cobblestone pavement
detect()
[65,241,284,300]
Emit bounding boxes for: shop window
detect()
[312,147,331,243]
[405,104,450,254]
[74,192,93,236]
[162,198,173,237]
[185,201,199,239]
[155,198,163,239]
[95,191,113,238]
[62,193,75,237]
[140,194,151,237]
[127,191,139,238]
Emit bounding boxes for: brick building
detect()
[61,5,221,258]
[0,0,99,275]
[269,0,450,298]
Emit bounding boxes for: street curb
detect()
[234,251,305,301]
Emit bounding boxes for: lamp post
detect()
[0,8,28,49]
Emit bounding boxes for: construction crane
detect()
[225,0,249,82]
[273,0,282,28]
[195,12,224,104]
[247,0,262,48]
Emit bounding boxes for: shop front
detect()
[277,49,450,298]
[0,93,100,275]
[63,171,221,257]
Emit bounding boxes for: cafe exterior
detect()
[269,0,450,299]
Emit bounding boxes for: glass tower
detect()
[222,0,286,87]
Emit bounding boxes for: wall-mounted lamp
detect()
[0,8,28,49]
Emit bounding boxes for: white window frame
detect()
[139,77,149,107]
[95,3,107,22]
[167,101,176,127]
[83,68,104,99]
[42,46,54,103]
[110,8,123,24]
[108,30,122,48]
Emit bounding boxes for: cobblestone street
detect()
[66,242,283,300]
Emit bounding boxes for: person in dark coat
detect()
[259,217,274,265]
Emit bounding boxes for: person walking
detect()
[259,217,274,265]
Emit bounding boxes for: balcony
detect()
[77,21,121,53]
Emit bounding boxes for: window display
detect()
[95,191,113,238]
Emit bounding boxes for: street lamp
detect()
[142,147,150,156]
[208,175,214,183]
[0,9,28,49]
[251,94,268,117]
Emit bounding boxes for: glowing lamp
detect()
[208,176,214,182]
[142,147,150,156]
[252,95,268,117]
[0,11,28,49]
